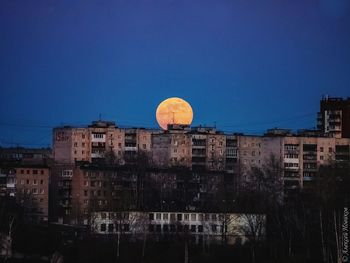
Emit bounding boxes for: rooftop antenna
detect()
[99,113,102,121]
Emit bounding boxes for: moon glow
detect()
[156,97,193,130]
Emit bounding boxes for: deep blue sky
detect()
[1,0,350,147]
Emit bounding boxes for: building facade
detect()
[53,121,156,164]
[90,211,266,245]
[15,165,50,223]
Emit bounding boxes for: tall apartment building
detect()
[231,130,350,197]
[152,125,227,171]
[152,125,192,168]
[237,134,283,185]
[15,165,50,223]
[317,96,350,138]
[53,121,156,164]
[282,136,350,192]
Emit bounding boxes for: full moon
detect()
[156,97,193,130]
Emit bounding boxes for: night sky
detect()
[1,0,350,147]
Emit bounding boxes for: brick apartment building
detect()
[53,120,158,165]
[15,165,50,223]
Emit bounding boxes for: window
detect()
[39,198,44,203]
[191,225,196,232]
[184,214,189,221]
[211,224,217,232]
[170,213,176,221]
[20,180,24,185]
[149,225,155,232]
[101,213,107,219]
[163,225,169,232]
[84,181,89,187]
[74,142,78,147]
[33,180,37,185]
[156,213,161,220]
[26,179,30,184]
[198,214,203,221]
[198,225,203,232]
[156,225,162,232]
[177,214,182,221]
[32,188,38,194]
[82,142,85,147]
[40,180,43,184]
[108,224,114,232]
[93,133,105,138]
[40,189,45,194]
[101,224,106,232]
[163,213,168,220]
[190,214,196,221]
[320,155,324,160]
[329,147,332,153]
[27,170,30,174]
[143,144,146,149]
[211,214,217,221]
[149,213,154,220]
[320,147,324,152]
[21,170,24,174]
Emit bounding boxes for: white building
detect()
[90,211,265,245]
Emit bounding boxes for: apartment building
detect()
[53,121,156,164]
[235,134,283,186]
[231,131,350,197]
[152,125,227,171]
[152,131,192,168]
[317,96,350,138]
[282,136,350,192]
[15,165,50,223]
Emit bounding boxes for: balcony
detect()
[91,152,104,158]
[125,146,137,152]
[91,133,106,143]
